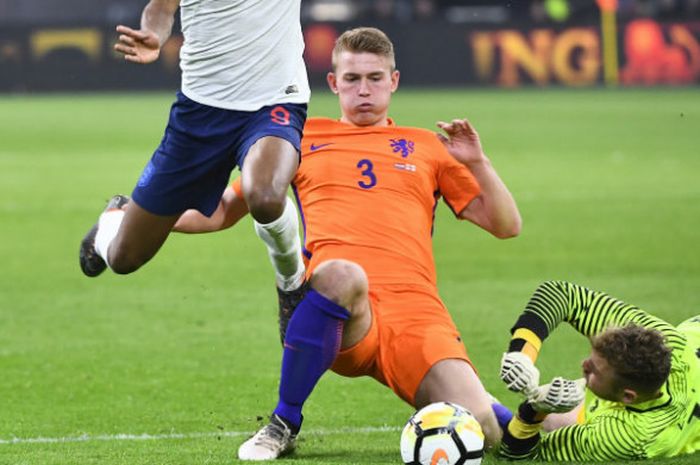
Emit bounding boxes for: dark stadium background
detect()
[1,0,699,91]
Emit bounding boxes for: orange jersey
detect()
[292,117,480,289]
[232,116,481,402]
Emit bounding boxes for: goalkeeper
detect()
[498,280,700,461]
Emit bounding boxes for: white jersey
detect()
[179,0,310,111]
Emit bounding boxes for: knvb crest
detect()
[390,139,415,158]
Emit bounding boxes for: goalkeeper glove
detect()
[500,351,540,396]
[528,377,585,414]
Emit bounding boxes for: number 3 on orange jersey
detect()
[357,159,377,189]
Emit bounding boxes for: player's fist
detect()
[500,351,540,395]
[528,377,585,414]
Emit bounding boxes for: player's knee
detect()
[108,256,145,274]
[107,244,148,274]
[311,259,368,311]
[246,186,286,223]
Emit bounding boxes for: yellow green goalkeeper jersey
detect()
[505,281,700,461]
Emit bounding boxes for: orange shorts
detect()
[330,285,471,406]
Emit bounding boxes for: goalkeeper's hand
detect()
[500,352,540,396]
[528,377,585,414]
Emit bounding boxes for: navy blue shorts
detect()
[131,92,307,216]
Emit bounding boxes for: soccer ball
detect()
[400,401,484,465]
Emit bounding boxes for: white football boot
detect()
[238,414,298,461]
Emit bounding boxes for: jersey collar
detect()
[334,117,396,128]
[625,382,672,412]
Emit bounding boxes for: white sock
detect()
[254,196,305,291]
[94,209,125,269]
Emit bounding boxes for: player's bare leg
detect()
[80,195,179,276]
[242,136,299,223]
[278,257,374,343]
[242,136,306,293]
[243,135,307,345]
[105,200,181,274]
[415,359,502,449]
[309,259,372,349]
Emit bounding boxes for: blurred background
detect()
[1,3,699,464]
[1,0,699,91]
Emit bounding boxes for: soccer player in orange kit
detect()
[174,27,522,460]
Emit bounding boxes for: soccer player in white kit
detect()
[79,1,310,303]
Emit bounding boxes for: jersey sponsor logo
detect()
[394,162,416,172]
[390,138,415,158]
[310,143,333,151]
[284,85,299,95]
[270,105,291,126]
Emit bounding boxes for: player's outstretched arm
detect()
[173,186,250,234]
[500,280,679,396]
[513,280,678,340]
[114,0,180,64]
[500,281,591,394]
[500,377,585,460]
[437,119,522,239]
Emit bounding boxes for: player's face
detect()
[327,51,400,127]
[582,350,622,402]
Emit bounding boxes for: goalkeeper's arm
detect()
[499,281,564,395]
[501,401,641,462]
[500,280,674,394]
[500,377,589,461]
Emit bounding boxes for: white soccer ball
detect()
[400,401,485,465]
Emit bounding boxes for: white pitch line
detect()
[0,425,401,445]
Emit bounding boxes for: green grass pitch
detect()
[0,88,699,465]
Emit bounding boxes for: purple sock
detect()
[492,401,514,430]
[273,289,350,428]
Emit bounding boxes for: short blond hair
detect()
[331,27,396,71]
